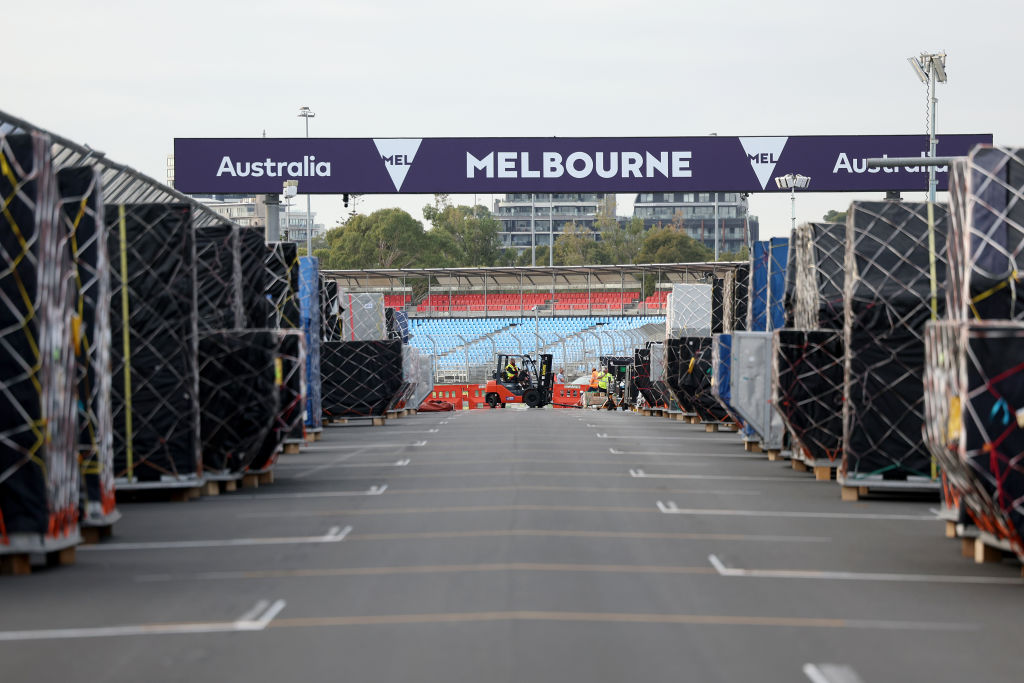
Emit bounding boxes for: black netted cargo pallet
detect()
[108,203,200,486]
[321,340,405,419]
[773,329,843,466]
[199,331,279,477]
[57,166,116,525]
[842,201,947,483]
[0,132,80,544]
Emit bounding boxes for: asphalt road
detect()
[1,408,1021,683]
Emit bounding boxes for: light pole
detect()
[298,106,315,257]
[908,52,947,321]
[774,173,811,232]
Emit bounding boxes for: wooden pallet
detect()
[765,449,784,462]
[80,524,114,544]
[1,532,80,575]
[743,440,762,453]
[284,442,301,455]
[837,474,939,502]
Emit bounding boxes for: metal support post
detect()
[265,194,280,242]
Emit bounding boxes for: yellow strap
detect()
[118,206,134,478]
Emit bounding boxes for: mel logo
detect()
[738,137,789,190]
[373,138,423,191]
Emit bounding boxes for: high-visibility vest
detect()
[598,373,610,390]
[590,371,599,388]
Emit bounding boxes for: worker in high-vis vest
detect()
[589,368,600,392]
[597,369,611,395]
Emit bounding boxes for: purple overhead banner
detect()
[173,134,992,195]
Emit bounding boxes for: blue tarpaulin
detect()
[748,239,788,332]
[299,256,322,430]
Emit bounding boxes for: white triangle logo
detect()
[373,138,422,191]
[739,137,789,190]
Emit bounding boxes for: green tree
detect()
[823,209,847,224]
[516,244,550,266]
[553,222,600,266]
[717,244,750,262]
[637,225,713,264]
[423,203,502,267]
[600,216,645,264]
[320,208,429,269]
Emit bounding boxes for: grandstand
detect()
[409,315,664,383]
[324,263,738,383]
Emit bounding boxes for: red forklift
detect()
[484,353,554,408]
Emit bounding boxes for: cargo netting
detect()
[712,277,724,334]
[265,242,300,329]
[723,264,749,333]
[793,223,845,330]
[274,330,307,447]
[340,291,388,341]
[196,224,244,332]
[666,337,727,421]
[0,132,80,543]
[321,278,342,342]
[198,331,280,477]
[710,333,735,419]
[108,203,200,485]
[947,146,1024,322]
[238,227,267,328]
[321,340,405,418]
[665,284,712,338]
[772,329,844,463]
[633,346,666,408]
[842,201,948,482]
[299,257,322,430]
[57,166,115,523]
[927,321,1024,561]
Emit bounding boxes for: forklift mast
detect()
[536,353,553,402]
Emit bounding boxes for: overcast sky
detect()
[6,0,1022,239]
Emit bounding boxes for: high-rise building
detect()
[632,192,757,255]
[494,193,614,254]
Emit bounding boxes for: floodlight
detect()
[931,54,947,82]
[298,106,315,119]
[908,57,928,83]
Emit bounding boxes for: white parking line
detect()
[237,485,388,500]
[656,501,936,521]
[804,664,865,683]
[611,448,754,458]
[300,441,427,451]
[629,468,810,482]
[0,599,286,642]
[708,554,1023,585]
[78,526,352,552]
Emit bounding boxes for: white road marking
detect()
[78,526,352,552]
[708,554,1023,585]
[0,599,286,642]
[610,447,752,459]
[235,485,388,500]
[656,502,936,521]
[629,468,810,483]
[803,664,865,683]
[300,441,427,451]
[598,433,729,441]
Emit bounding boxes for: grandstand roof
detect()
[321,262,743,289]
